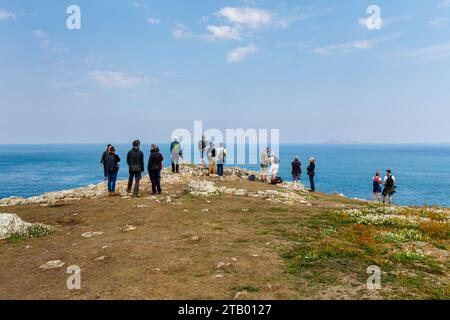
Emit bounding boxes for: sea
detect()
[0,144,449,207]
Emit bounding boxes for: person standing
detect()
[100,144,112,180]
[382,169,396,205]
[291,156,302,187]
[372,171,382,202]
[307,157,316,192]
[260,147,270,182]
[127,140,144,197]
[207,142,217,175]
[104,146,120,195]
[198,135,207,164]
[216,143,227,176]
[269,153,280,183]
[147,144,164,195]
[170,137,182,173]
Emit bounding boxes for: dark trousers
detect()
[103,165,108,179]
[127,170,142,195]
[149,169,162,194]
[309,175,315,191]
[217,164,224,176]
[107,170,118,192]
[171,162,179,173]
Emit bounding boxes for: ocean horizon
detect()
[1,143,449,207]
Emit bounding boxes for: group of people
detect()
[100,140,164,197]
[260,148,317,192]
[100,140,397,204]
[372,169,397,204]
[198,135,227,176]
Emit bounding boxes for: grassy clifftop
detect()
[0,165,448,300]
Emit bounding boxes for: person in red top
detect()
[372,171,382,202]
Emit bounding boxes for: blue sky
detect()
[1,0,450,144]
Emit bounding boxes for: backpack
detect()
[248,175,256,181]
[104,154,118,173]
[386,175,394,188]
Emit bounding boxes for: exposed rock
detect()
[185,180,218,196]
[39,260,65,270]
[0,213,31,240]
[81,231,103,238]
[95,255,108,262]
[122,225,136,232]
[233,290,248,300]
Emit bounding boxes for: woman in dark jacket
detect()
[147,144,164,195]
[104,146,120,195]
[307,157,316,192]
[291,156,302,187]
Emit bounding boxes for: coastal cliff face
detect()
[0,164,448,300]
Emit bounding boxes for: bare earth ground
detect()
[0,171,448,300]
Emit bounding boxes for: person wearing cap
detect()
[382,169,396,205]
[372,171,382,202]
[127,139,144,196]
[170,137,182,173]
[307,157,316,192]
[207,142,217,175]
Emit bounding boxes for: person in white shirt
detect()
[269,153,280,182]
[216,143,227,176]
[382,169,396,205]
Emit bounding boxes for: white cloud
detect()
[439,0,450,7]
[32,29,49,38]
[131,1,147,8]
[0,8,15,20]
[396,42,450,61]
[89,70,144,88]
[146,17,160,25]
[358,14,414,29]
[74,92,94,98]
[314,40,373,55]
[171,24,193,39]
[41,40,68,53]
[314,35,400,55]
[216,7,272,29]
[429,17,449,27]
[203,25,241,41]
[227,44,258,63]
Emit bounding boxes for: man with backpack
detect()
[170,137,182,173]
[127,140,144,197]
[216,142,227,176]
[104,146,120,195]
[382,169,397,205]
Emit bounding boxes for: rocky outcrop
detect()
[0,213,31,239]
[0,164,308,207]
[185,180,310,206]
[0,213,54,240]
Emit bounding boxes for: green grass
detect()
[7,233,26,244]
[232,285,259,293]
